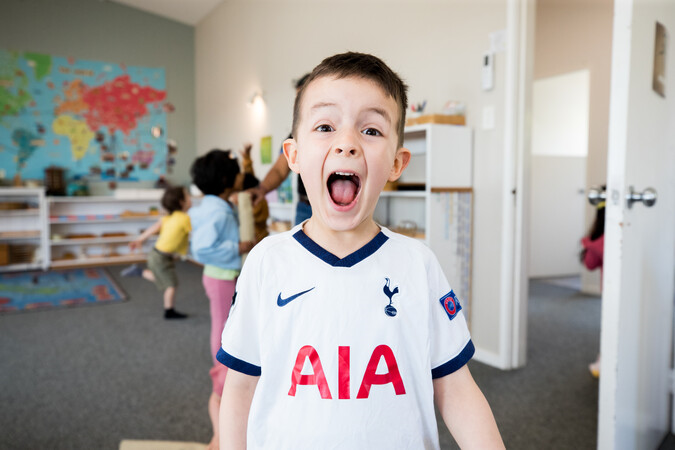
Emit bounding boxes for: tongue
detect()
[330,178,358,205]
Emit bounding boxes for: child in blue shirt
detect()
[188,149,255,449]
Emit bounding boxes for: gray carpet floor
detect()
[0,263,601,449]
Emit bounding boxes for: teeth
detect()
[335,171,355,176]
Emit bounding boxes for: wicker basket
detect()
[0,244,8,266]
[9,244,36,264]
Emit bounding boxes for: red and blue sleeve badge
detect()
[439,290,462,321]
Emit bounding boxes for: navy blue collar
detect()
[293,229,388,267]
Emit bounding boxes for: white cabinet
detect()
[266,175,296,233]
[267,199,294,234]
[0,188,49,272]
[48,195,163,268]
[374,123,474,319]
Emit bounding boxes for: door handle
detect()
[626,186,657,209]
[587,186,606,206]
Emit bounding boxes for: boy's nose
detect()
[332,131,360,157]
[334,146,358,156]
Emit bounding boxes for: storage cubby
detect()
[374,123,474,318]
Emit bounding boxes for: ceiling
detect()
[109,0,226,26]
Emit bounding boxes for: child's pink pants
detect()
[202,274,236,395]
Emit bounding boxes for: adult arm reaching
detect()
[248,151,291,206]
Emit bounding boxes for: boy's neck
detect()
[303,217,381,259]
[217,190,233,201]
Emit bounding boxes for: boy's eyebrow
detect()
[310,102,337,113]
[365,106,393,125]
[310,103,392,124]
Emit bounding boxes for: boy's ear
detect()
[283,138,301,174]
[388,147,411,182]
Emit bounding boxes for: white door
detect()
[598,0,675,448]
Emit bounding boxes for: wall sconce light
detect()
[249,91,265,106]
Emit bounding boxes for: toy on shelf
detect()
[45,166,66,196]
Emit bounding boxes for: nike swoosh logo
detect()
[277,287,315,307]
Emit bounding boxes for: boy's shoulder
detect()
[167,210,189,220]
[189,196,232,215]
[240,228,298,276]
[378,226,441,274]
[249,227,298,256]
[380,226,433,255]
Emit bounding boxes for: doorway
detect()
[529,69,590,282]
[530,0,613,295]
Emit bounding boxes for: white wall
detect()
[531,70,590,158]
[196,0,509,360]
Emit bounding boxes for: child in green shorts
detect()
[122,186,192,319]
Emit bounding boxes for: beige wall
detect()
[534,0,613,292]
[196,0,510,359]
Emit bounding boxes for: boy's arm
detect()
[191,213,242,266]
[219,370,258,450]
[129,219,162,252]
[434,365,504,449]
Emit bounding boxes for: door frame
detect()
[501,0,534,369]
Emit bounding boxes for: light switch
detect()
[482,106,495,130]
[482,52,494,91]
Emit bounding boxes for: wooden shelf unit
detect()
[0,188,49,272]
[0,190,189,271]
[47,194,163,267]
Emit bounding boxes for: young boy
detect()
[122,186,191,319]
[188,149,255,449]
[217,52,504,449]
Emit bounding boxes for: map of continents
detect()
[0,50,167,182]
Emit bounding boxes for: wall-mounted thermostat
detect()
[482,52,494,91]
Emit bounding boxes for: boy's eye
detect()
[316,124,334,132]
[362,128,381,137]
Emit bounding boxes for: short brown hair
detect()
[161,186,186,213]
[292,52,408,147]
[190,149,240,196]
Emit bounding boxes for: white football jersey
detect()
[218,225,473,449]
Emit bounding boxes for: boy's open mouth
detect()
[328,171,361,206]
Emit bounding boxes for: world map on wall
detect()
[0,50,169,183]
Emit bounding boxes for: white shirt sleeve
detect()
[216,245,263,376]
[426,250,474,378]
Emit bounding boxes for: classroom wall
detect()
[196,0,510,360]
[1,0,196,187]
[534,0,613,293]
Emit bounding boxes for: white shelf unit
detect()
[47,194,163,268]
[374,123,474,319]
[265,166,298,233]
[0,188,49,272]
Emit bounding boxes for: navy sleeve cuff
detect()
[216,348,261,376]
[431,340,475,379]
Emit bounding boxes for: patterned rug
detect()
[0,268,127,314]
